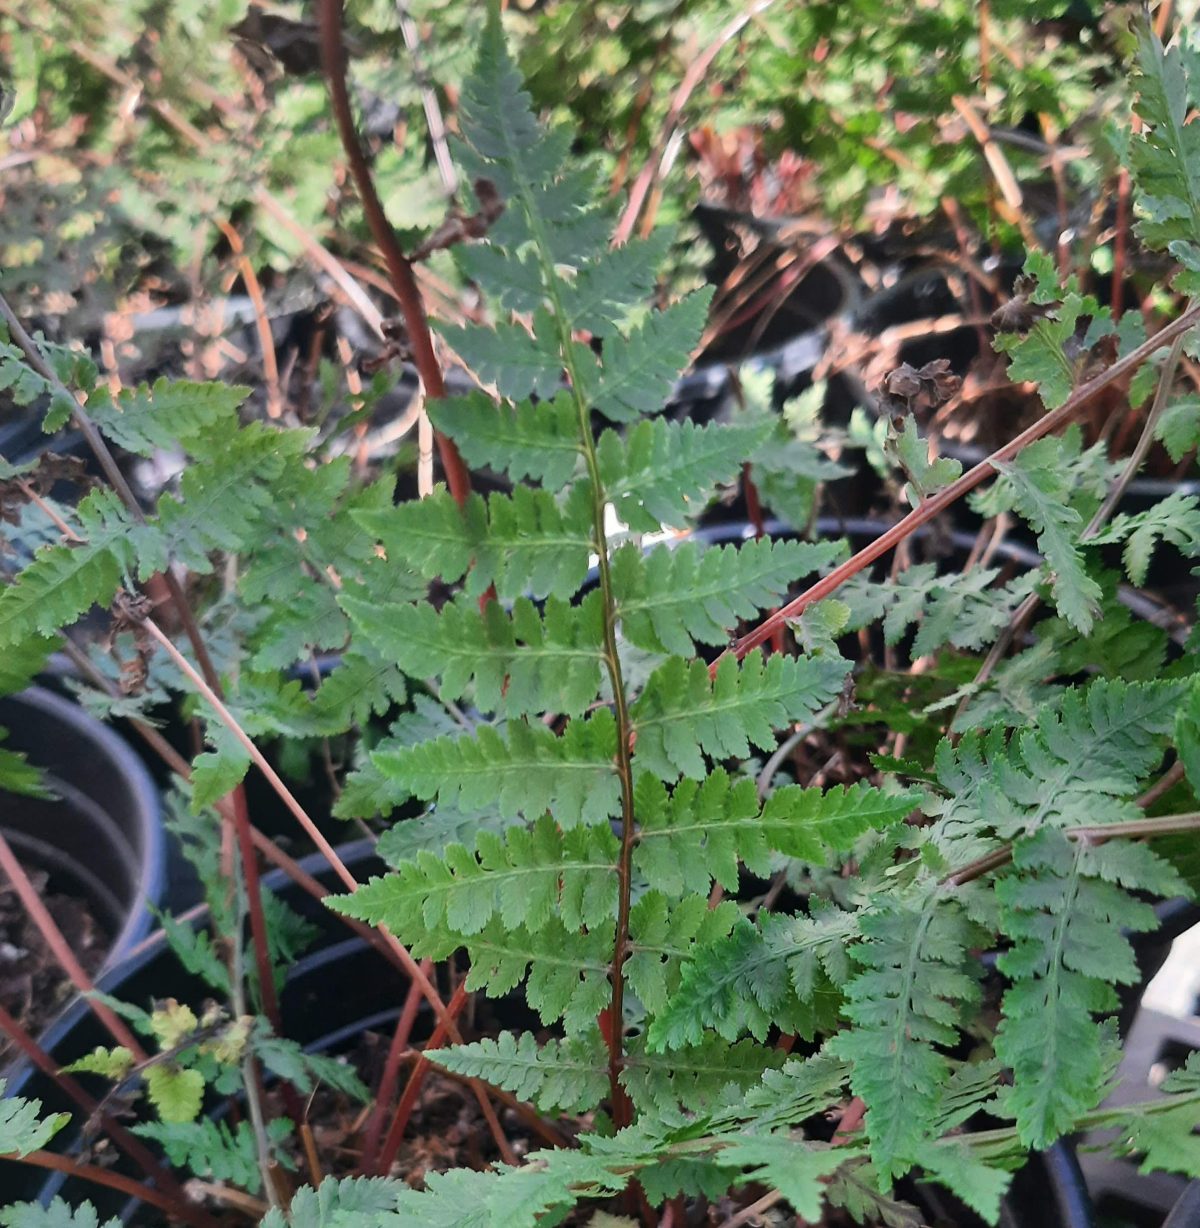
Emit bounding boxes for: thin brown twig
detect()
[216,218,283,418]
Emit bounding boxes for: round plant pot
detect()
[0,686,164,984]
[1165,1182,1200,1228]
[0,839,404,1215]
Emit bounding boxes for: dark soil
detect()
[0,872,108,1062]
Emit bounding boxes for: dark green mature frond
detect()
[333,814,618,939]
[429,391,582,488]
[631,650,849,780]
[646,914,844,1050]
[372,710,621,826]
[354,485,593,601]
[829,891,983,1186]
[598,418,771,531]
[995,828,1185,1148]
[613,536,843,657]
[344,591,605,717]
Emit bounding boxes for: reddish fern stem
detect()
[718,299,1200,673]
[317,0,471,507]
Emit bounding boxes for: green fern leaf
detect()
[1132,24,1200,272]
[622,1035,783,1117]
[624,891,743,1015]
[633,770,917,894]
[1088,490,1200,586]
[715,1135,845,1221]
[614,537,843,657]
[132,1118,290,1194]
[86,378,248,456]
[343,591,605,718]
[631,649,848,780]
[427,1029,609,1114]
[372,709,621,825]
[437,313,586,402]
[0,1201,120,1228]
[332,814,618,939]
[589,290,714,423]
[259,1177,402,1228]
[599,417,772,531]
[462,918,613,1031]
[978,436,1103,631]
[0,1079,69,1155]
[429,391,582,488]
[829,891,983,1186]
[886,415,963,505]
[1155,394,1200,461]
[646,915,843,1050]
[354,485,593,601]
[561,231,673,331]
[994,827,1181,1148]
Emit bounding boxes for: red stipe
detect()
[230,786,281,1033]
[0,835,146,1061]
[373,983,472,1176]
[317,0,471,508]
[717,299,1200,675]
[359,958,433,1175]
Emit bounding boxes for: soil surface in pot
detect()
[0,871,107,1063]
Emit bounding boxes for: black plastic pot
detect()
[0,839,402,1216]
[0,687,164,979]
[1165,1182,1200,1228]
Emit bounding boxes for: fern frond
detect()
[633,770,917,894]
[980,436,1102,632]
[828,891,983,1186]
[622,1035,784,1117]
[1088,489,1200,586]
[343,591,605,717]
[462,917,613,1031]
[646,914,844,1050]
[624,890,743,1015]
[0,1078,69,1155]
[0,489,131,647]
[86,378,248,456]
[631,650,848,780]
[589,291,714,423]
[429,391,582,488]
[131,1118,292,1194]
[371,709,621,826]
[1132,24,1200,271]
[0,1200,121,1228]
[333,814,618,940]
[259,1177,402,1228]
[994,827,1183,1148]
[427,1029,609,1114]
[354,485,593,601]
[598,417,772,531]
[614,536,843,657]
